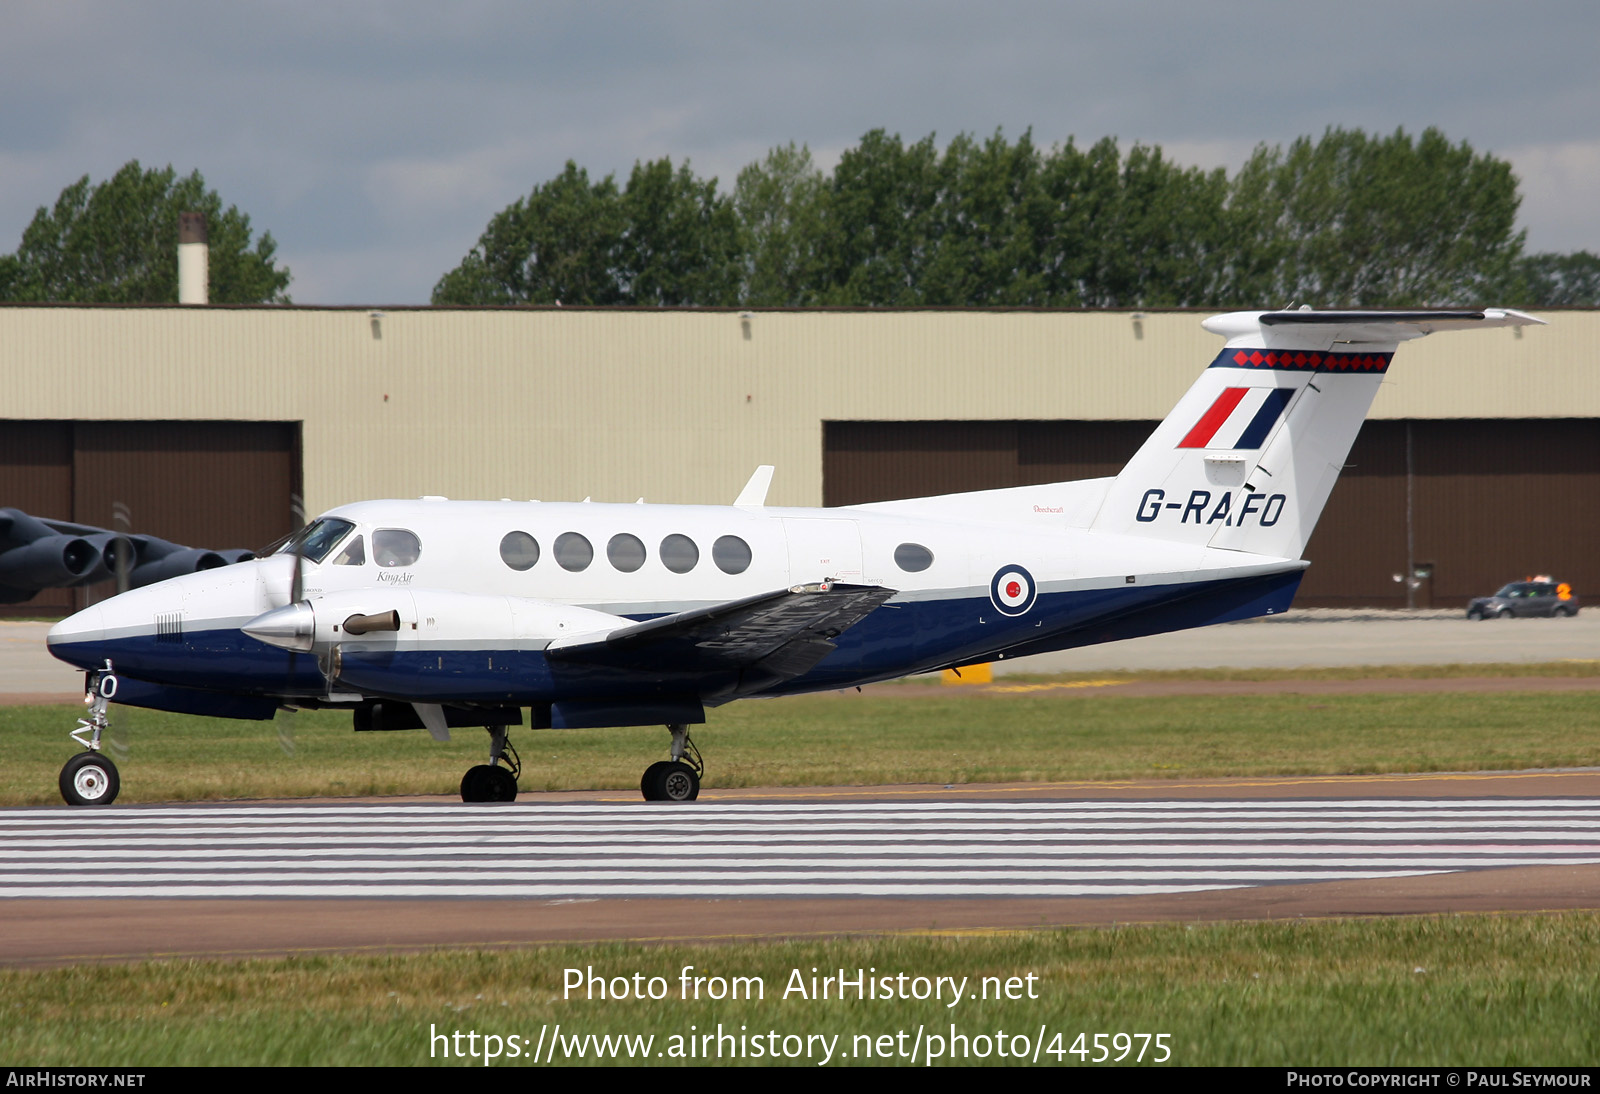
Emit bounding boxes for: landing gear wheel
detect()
[483,766,517,801]
[660,761,699,802]
[460,764,516,803]
[460,724,521,803]
[642,760,699,802]
[60,751,119,806]
[641,761,672,800]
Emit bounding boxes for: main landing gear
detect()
[640,724,701,803]
[454,721,705,804]
[460,725,520,803]
[60,662,120,806]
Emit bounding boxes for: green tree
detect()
[917,130,1051,306]
[733,143,828,306]
[808,130,1234,307]
[432,162,625,305]
[817,129,946,306]
[1,160,290,304]
[1036,137,1233,307]
[433,158,741,306]
[617,158,742,306]
[1234,127,1524,307]
[436,126,1533,311]
[1514,251,1600,307]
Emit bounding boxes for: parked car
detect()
[1467,578,1579,620]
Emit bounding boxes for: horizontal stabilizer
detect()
[1204,307,1543,349]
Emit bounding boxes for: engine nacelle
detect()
[242,589,628,654]
[0,534,97,590]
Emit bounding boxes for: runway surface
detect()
[5,778,1600,965]
[6,798,1600,901]
[4,611,1599,964]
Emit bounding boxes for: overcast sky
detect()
[2,1,1595,305]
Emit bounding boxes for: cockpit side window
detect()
[373,529,421,568]
[331,535,365,566]
[276,518,357,564]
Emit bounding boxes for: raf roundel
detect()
[989,564,1037,616]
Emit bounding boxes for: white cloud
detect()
[1504,141,1600,254]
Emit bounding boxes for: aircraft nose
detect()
[47,604,107,668]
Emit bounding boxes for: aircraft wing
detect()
[35,517,104,537]
[545,582,896,689]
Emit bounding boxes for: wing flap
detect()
[546,582,895,677]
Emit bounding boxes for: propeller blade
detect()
[289,492,306,605]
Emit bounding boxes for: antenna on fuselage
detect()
[734,465,775,507]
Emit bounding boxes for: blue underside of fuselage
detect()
[50,569,1303,718]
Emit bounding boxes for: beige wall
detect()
[2,306,1593,515]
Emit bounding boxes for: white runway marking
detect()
[2,799,1598,900]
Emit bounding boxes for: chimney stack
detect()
[178,212,208,305]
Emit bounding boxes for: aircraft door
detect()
[781,518,864,585]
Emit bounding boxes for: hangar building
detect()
[1,304,1595,614]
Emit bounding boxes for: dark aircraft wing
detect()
[546,582,896,688]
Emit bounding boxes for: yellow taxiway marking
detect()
[988,680,1128,693]
[661,768,1600,802]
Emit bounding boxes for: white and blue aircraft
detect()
[45,308,1540,806]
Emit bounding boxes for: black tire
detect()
[1467,608,1484,621]
[640,760,674,801]
[1498,608,1515,619]
[483,766,518,802]
[460,764,497,802]
[1556,605,1575,618]
[60,751,119,806]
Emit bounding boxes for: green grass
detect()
[3,915,1598,1065]
[7,675,1600,1068]
[5,677,1600,805]
[984,660,1600,683]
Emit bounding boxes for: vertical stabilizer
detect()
[1092,308,1542,559]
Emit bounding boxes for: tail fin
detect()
[1092,308,1542,558]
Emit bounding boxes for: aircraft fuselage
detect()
[48,495,1302,719]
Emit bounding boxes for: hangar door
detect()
[0,420,302,615]
[823,420,1600,609]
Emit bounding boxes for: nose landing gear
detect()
[61,662,120,806]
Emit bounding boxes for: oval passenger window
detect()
[372,529,421,567]
[893,543,934,572]
[660,534,699,574]
[500,531,540,571]
[607,533,646,573]
[554,532,593,572]
[712,535,752,575]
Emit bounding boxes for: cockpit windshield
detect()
[275,518,357,564]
